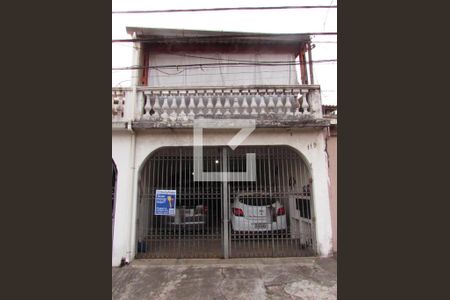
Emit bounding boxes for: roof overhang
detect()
[126,27,311,54]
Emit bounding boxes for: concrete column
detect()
[327,132,338,253]
[128,154,138,262]
[310,131,333,256]
[130,33,143,121]
[112,133,134,266]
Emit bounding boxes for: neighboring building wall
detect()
[327,126,337,253]
[111,127,334,266]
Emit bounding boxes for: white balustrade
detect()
[137,86,319,123]
[112,89,126,121]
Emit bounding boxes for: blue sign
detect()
[154,190,177,216]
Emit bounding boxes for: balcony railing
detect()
[112,85,325,128]
[112,88,127,122]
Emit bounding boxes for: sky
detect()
[112,0,337,105]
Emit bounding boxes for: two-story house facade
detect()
[112,27,333,266]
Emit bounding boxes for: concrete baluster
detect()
[214,92,223,116]
[161,95,169,121]
[250,91,258,116]
[276,92,284,115]
[285,93,293,116]
[197,92,205,117]
[151,95,160,120]
[232,92,240,115]
[259,92,267,115]
[241,91,249,115]
[187,94,195,120]
[178,93,187,121]
[206,92,214,116]
[267,91,275,115]
[143,94,151,120]
[223,92,231,116]
[301,89,310,115]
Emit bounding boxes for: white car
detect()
[230,193,287,232]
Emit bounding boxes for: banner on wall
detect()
[154,190,177,216]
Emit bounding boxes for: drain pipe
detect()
[126,121,136,263]
[126,86,138,263]
[126,33,141,263]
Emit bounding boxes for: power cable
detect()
[111,59,337,71]
[112,5,337,14]
[322,0,335,30]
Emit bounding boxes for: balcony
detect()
[112,85,329,129]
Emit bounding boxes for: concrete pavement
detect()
[112,257,337,300]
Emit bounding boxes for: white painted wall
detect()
[148,52,299,87]
[112,127,333,266]
[327,133,337,252]
[112,131,134,266]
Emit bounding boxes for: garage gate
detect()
[136,146,316,258]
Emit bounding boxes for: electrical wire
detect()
[323,0,335,30]
[112,69,338,86]
[151,69,299,77]
[111,59,337,71]
[167,53,335,66]
[170,53,298,64]
[154,68,186,76]
[112,5,337,14]
[114,68,296,75]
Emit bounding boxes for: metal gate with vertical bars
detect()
[136,146,316,259]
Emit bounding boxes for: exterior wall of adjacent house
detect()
[326,126,337,253]
[111,128,334,266]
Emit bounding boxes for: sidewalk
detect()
[112,257,337,300]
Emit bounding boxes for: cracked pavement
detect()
[112,257,337,300]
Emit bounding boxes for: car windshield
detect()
[238,196,277,206]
